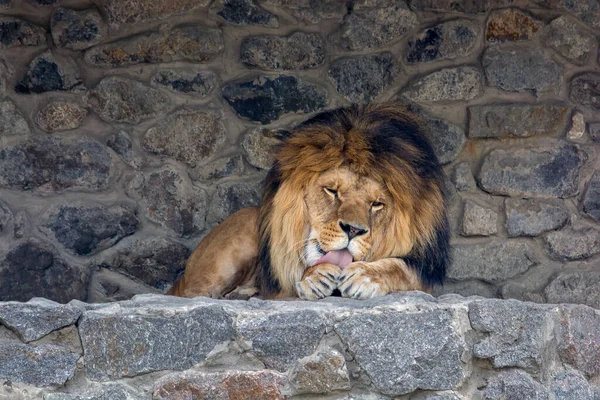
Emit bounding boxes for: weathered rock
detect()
[35,101,87,133]
[260,0,346,24]
[567,111,586,140]
[481,370,549,400]
[91,0,211,26]
[433,280,497,299]
[45,384,145,400]
[86,76,171,124]
[571,73,600,111]
[79,303,236,380]
[215,0,278,27]
[409,0,517,13]
[0,343,78,387]
[406,19,479,63]
[505,198,569,237]
[478,142,585,198]
[485,8,543,43]
[554,0,600,29]
[468,104,569,138]
[469,299,550,370]
[154,370,285,400]
[546,271,600,317]
[583,171,600,222]
[552,371,594,400]
[401,66,483,103]
[460,200,497,236]
[40,203,139,256]
[222,76,327,125]
[0,100,30,137]
[289,348,351,395]
[0,0,10,8]
[335,309,467,396]
[152,69,216,97]
[449,241,536,283]
[51,7,107,50]
[126,168,207,237]
[242,128,289,170]
[328,53,397,104]
[106,131,142,168]
[0,239,88,303]
[208,180,263,225]
[28,0,61,4]
[0,59,9,97]
[0,137,112,194]
[85,26,224,67]
[545,16,596,65]
[190,154,244,181]
[238,310,326,371]
[87,268,159,303]
[0,298,81,342]
[332,1,417,50]
[0,16,46,48]
[16,51,85,94]
[483,44,562,95]
[13,211,27,238]
[411,392,465,400]
[544,228,600,261]
[143,109,226,167]
[0,199,11,231]
[558,305,600,377]
[590,122,600,143]
[241,32,324,71]
[452,162,476,191]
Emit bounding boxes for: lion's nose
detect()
[339,221,368,240]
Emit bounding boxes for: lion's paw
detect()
[337,263,388,300]
[296,264,341,300]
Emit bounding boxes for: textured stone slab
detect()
[222,76,327,125]
[289,348,351,395]
[0,298,81,342]
[401,66,483,103]
[241,32,323,70]
[85,26,223,67]
[552,371,593,400]
[545,271,600,316]
[242,128,289,170]
[143,109,226,166]
[544,16,596,65]
[460,200,497,236]
[452,162,476,191]
[45,384,145,400]
[190,154,244,182]
[505,198,569,237]
[335,309,467,396]
[554,0,600,29]
[409,0,516,13]
[328,53,397,104]
[79,303,236,380]
[16,51,85,94]
[468,104,569,138]
[86,77,171,124]
[106,131,142,169]
[13,211,27,238]
[481,370,549,400]
[478,142,585,198]
[0,199,11,232]
[35,101,87,133]
[0,137,112,194]
[449,241,535,283]
[558,305,600,377]
[406,19,479,63]
[91,0,211,26]
[51,7,107,50]
[0,16,46,48]
[483,44,561,95]
[215,0,278,27]
[571,73,600,111]
[583,171,600,222]
[544,228,600,261]
[208,180,263,225]
[417,114,466,165]
[151,69,216,97]
[566,111,585,140]
[486,8,543,43]
[0,343,78,387]
[0,100,30,137]
[260,0,346,24]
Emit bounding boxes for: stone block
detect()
[505,198,569,237]
[241,32,324,70]
[545,228,600,261]
[215,0,278,27]
[485,8,543,43]
[401,66,483,103]
[0,100,30,137]
[16,51,85,94]
[51,7,107,50]
[406,19,479,63]
[35,101,87,133]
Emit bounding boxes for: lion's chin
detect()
[313,248,354,269]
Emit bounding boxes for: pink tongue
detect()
[314,249,353,270]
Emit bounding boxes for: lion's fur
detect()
[169,103,450,300]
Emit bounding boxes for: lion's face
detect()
[303,167,390,268]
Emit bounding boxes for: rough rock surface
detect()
[406,19,479,63]
[544,228,600,261]
[207,180,263,225]
[570,73,600,111]
[583,171,600,222]
[190,154,245,182]
[544,15,596,65]
[91,0,212,26]
[241,32,324,70]
[51,7,107,50]
[401,66,483,102]
[545,271,600,309]
[485,8,543,43]
[460,200,497,236]
[242,128,288,170]
[215,0,278,27]
[151,69,216,96]
[35,101,87,132]
[0,100,30,137]
[0,16,46,48]
[16,51,86,94]
[505,198,569,237]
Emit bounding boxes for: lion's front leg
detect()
[337,258,423,299]
[296,263,342,300]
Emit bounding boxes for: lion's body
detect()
[169,104,450,300]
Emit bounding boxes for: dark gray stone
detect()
[260,0,346,24]
[558,305,600,377]
[501,281,545,303]
[469,299,550,370]
[238,310,327,371]
[0,298,81,342]
[241,32,324,70]
[545,16,596,65]
[142,109,227,167]
[208,180,263,225]
[409,0,516,13]
[190,154,244,181]
[216,0,278,27]
[242,128,289,170]
[91,0,211,26]
[44,384,145,400]
[468,104,569,138]
[588,122,600,142]
[0,343,78,387]
[0,100,30,137]
[86,76,171,124]
[51,7,107,50]
[152,69,216,97]
[0,199,11,232]
[505,198,569,237]
[289,348,350,395]
[40,203,139,256]
[545,228,600,261]
[16,51,85,94]
[478,142,586,198]
[328,53,398,104]
[481,370,549,400]
[433,280,497,299]
[222,76,327,125]
[555,0,600,29]
[13,211,27,238]
[449,241,536,283]
[0,239,88,303]
[79,303,236,380]
[401,66,483,103]
[571,73,600,111]
[406,19,479,63]
[0,16,46,48]
[552,371,593,400]
[35,101,87,133]
[106,131,142,169]
[419,114,466,165]
[485,8,543,43]
[452,162,476,191]
[0,137,112,194]
[87,268,158,303]
[583,171,600,222]
[335,309,467,396]
[460,200,497,236]
[483,44,562,95]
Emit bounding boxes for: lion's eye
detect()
[371,201,384,211]
[324,187,338,198]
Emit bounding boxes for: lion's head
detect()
[258,104,450,297]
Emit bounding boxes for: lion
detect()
[168,103,450,300]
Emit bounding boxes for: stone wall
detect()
[1,293,600,399]
[0,0,598,305]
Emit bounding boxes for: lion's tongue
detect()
[314,249,353,270]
